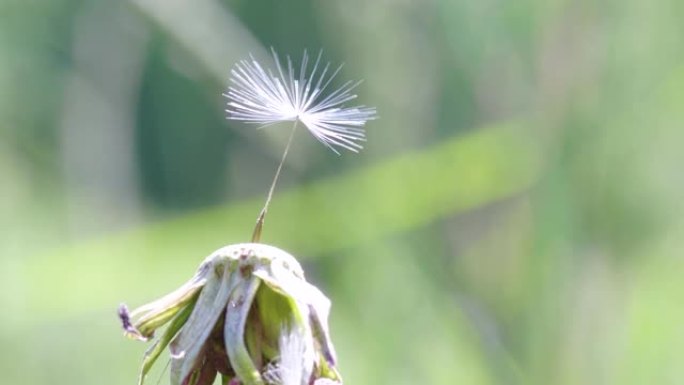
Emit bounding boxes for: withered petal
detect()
[224,275,264,385]
[171,263,239,385]
[254,260,338,366]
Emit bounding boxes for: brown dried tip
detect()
[118,303,147,340]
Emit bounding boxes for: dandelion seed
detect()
[224,49,377,242]
[224,49,377,154]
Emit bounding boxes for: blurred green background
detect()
[2,0,684,384]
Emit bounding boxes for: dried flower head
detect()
[119,243,342,385]
[224,49,377,154]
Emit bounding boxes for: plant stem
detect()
[251,121,298,243]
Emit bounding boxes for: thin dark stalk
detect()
[251,121,298,242]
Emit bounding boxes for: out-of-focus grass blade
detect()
[128,0,265,82]
[20,121,544,320]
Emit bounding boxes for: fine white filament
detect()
[224,49,377,154]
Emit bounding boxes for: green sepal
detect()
[138,295,197,385]
[315,353,343,383]
[125,260,211,341]
[134,285,202,339]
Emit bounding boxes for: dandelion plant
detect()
[119,49,376,385]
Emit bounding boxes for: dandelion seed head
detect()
[225,49,376,154]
